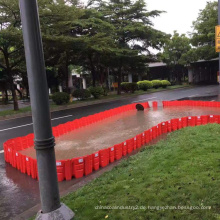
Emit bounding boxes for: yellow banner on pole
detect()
[215,26,220,52]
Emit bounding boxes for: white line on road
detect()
[0,150,4,154]
[132,97,157,103]
[188,94,199,98]
[0,115,73,132]
[51,115,73,121]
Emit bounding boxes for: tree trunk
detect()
[15,85,23,99]
[89,55,96,87]
[2,90,6,104]
[5,89,8,103]
[11,82,19,110]
[117,66,122,95]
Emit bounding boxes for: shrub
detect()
[152,80,162,89]
[72,89,91,100]
[121,82,138,93]
[102,87,108,96]
[52,92,69,105]
[137,80,153,91]
[161,80,171,88]
[89,86,104,99]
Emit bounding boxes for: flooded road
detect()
[21,105,220,160]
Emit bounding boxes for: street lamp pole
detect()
[219,0,220,83]
[19,0,74,219]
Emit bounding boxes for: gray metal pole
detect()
[219,0,220,83]
[19,0,74,218]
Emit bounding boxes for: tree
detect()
[91,0,166,94]
[191,1,218,60]
[160,31,191,83]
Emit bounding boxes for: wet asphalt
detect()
[0,85,220,219]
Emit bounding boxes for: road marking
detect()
[188,94,199,97]
[0,150,4,154]
[51,115,73,121]
[0,115,73,132]
[132,97,157,103]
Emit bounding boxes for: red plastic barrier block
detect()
[30,158,37,179]
[178,118,182,129]
[136,134,142,148]
[127,139,134,154]
[11,150,17,168]
[157,123,162,136]
[152,126,157,139]
[167,121,172,132]
[196,116,202,126]
[93,152,100,170]
[181,117,188,128]
[188,116,196,127]
[21,154,26,174]
[26,157,31,176]
[201,115,208,125]
[99,149,109,168]
[65,159,73,180]
[161,122,168,134]
[21,137,28,150]
[144,130,149,143]
[3,142,9,162]
[72,157,84,178]
[84,155,93,176]
[209,115,215,123]
[152,101,158,108]
[56,160,65,182]
[141,133,145,146]
[171,119,178,131]
[133,137,137,150]
[122,141,127,156]
[214,115,219,124]
[27,134,34,146]
[114,144,122,160]
[109,147,115,163]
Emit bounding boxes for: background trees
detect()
[0,0,218,110]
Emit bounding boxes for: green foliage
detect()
[137,80,153,91]
[52,92,69,105]
[191,1,218,60]
[121,82,138,93]
[152,80,162,89]
[89,86,104,99]
[161,80,171,88]
[72,89,91,100]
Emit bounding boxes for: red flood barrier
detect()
[114,144,122,160]
[161,122,168,134]
[109,147,115,163]
[122,141,127,156]
[4,100,220,182]
[56,160,65,182]
[93,152,100,170]
[99,149,109,168]
[127,139,134,154]
[152,101,158,108]
[84,155,93,176]
[72,157,84,178]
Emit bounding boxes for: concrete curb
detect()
[0,85,192,121]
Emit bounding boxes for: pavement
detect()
[0,84,220,219]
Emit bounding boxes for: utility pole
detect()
[19,0,74,219]
[218,0,220,84]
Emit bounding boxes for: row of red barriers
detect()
[3,102,150,181]
[4,100,220,182]
[163,100,220,107]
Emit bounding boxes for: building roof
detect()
[148,62,167,68]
